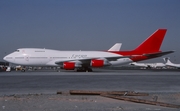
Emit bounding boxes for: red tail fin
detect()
[133,29,167,53]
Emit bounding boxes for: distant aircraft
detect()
[164,58,180,69]
[129,62,166,69]
[3,29,174,72]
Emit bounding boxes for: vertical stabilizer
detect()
[108,43,122,51]
[133,29,167,53]
[163,57,172,64]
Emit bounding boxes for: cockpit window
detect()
[15,50,20,52]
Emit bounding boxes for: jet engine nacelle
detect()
[63,62,75,70]
[91,59,110,67]
[63,61,82,70]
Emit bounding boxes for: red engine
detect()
[63,62,75,70]
[91,59,104,67]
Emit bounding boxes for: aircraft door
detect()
[25,55,29,61]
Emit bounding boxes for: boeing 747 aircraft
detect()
[3,29,174,72]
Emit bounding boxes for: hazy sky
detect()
[0,0,180,63]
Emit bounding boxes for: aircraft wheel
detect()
[87,68,93,72]
[84,68,92,72]
[76,67,93,72]
[76,69,83,72]
[21,69,26,72]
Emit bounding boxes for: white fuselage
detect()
[165,60,180,68]
[4,48,133,67]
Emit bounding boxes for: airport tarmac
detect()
[0,69,180,111]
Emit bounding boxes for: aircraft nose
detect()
[3,54,12,62]
[3,54,16,64]
[3,56,7,61]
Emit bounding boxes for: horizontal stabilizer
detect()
[143,51,175,58]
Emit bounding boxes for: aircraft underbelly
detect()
[110,58,133,66]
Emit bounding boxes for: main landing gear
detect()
[76,67,93,72]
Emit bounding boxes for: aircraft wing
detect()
[55,56,129,65]
[55,51,174,65]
